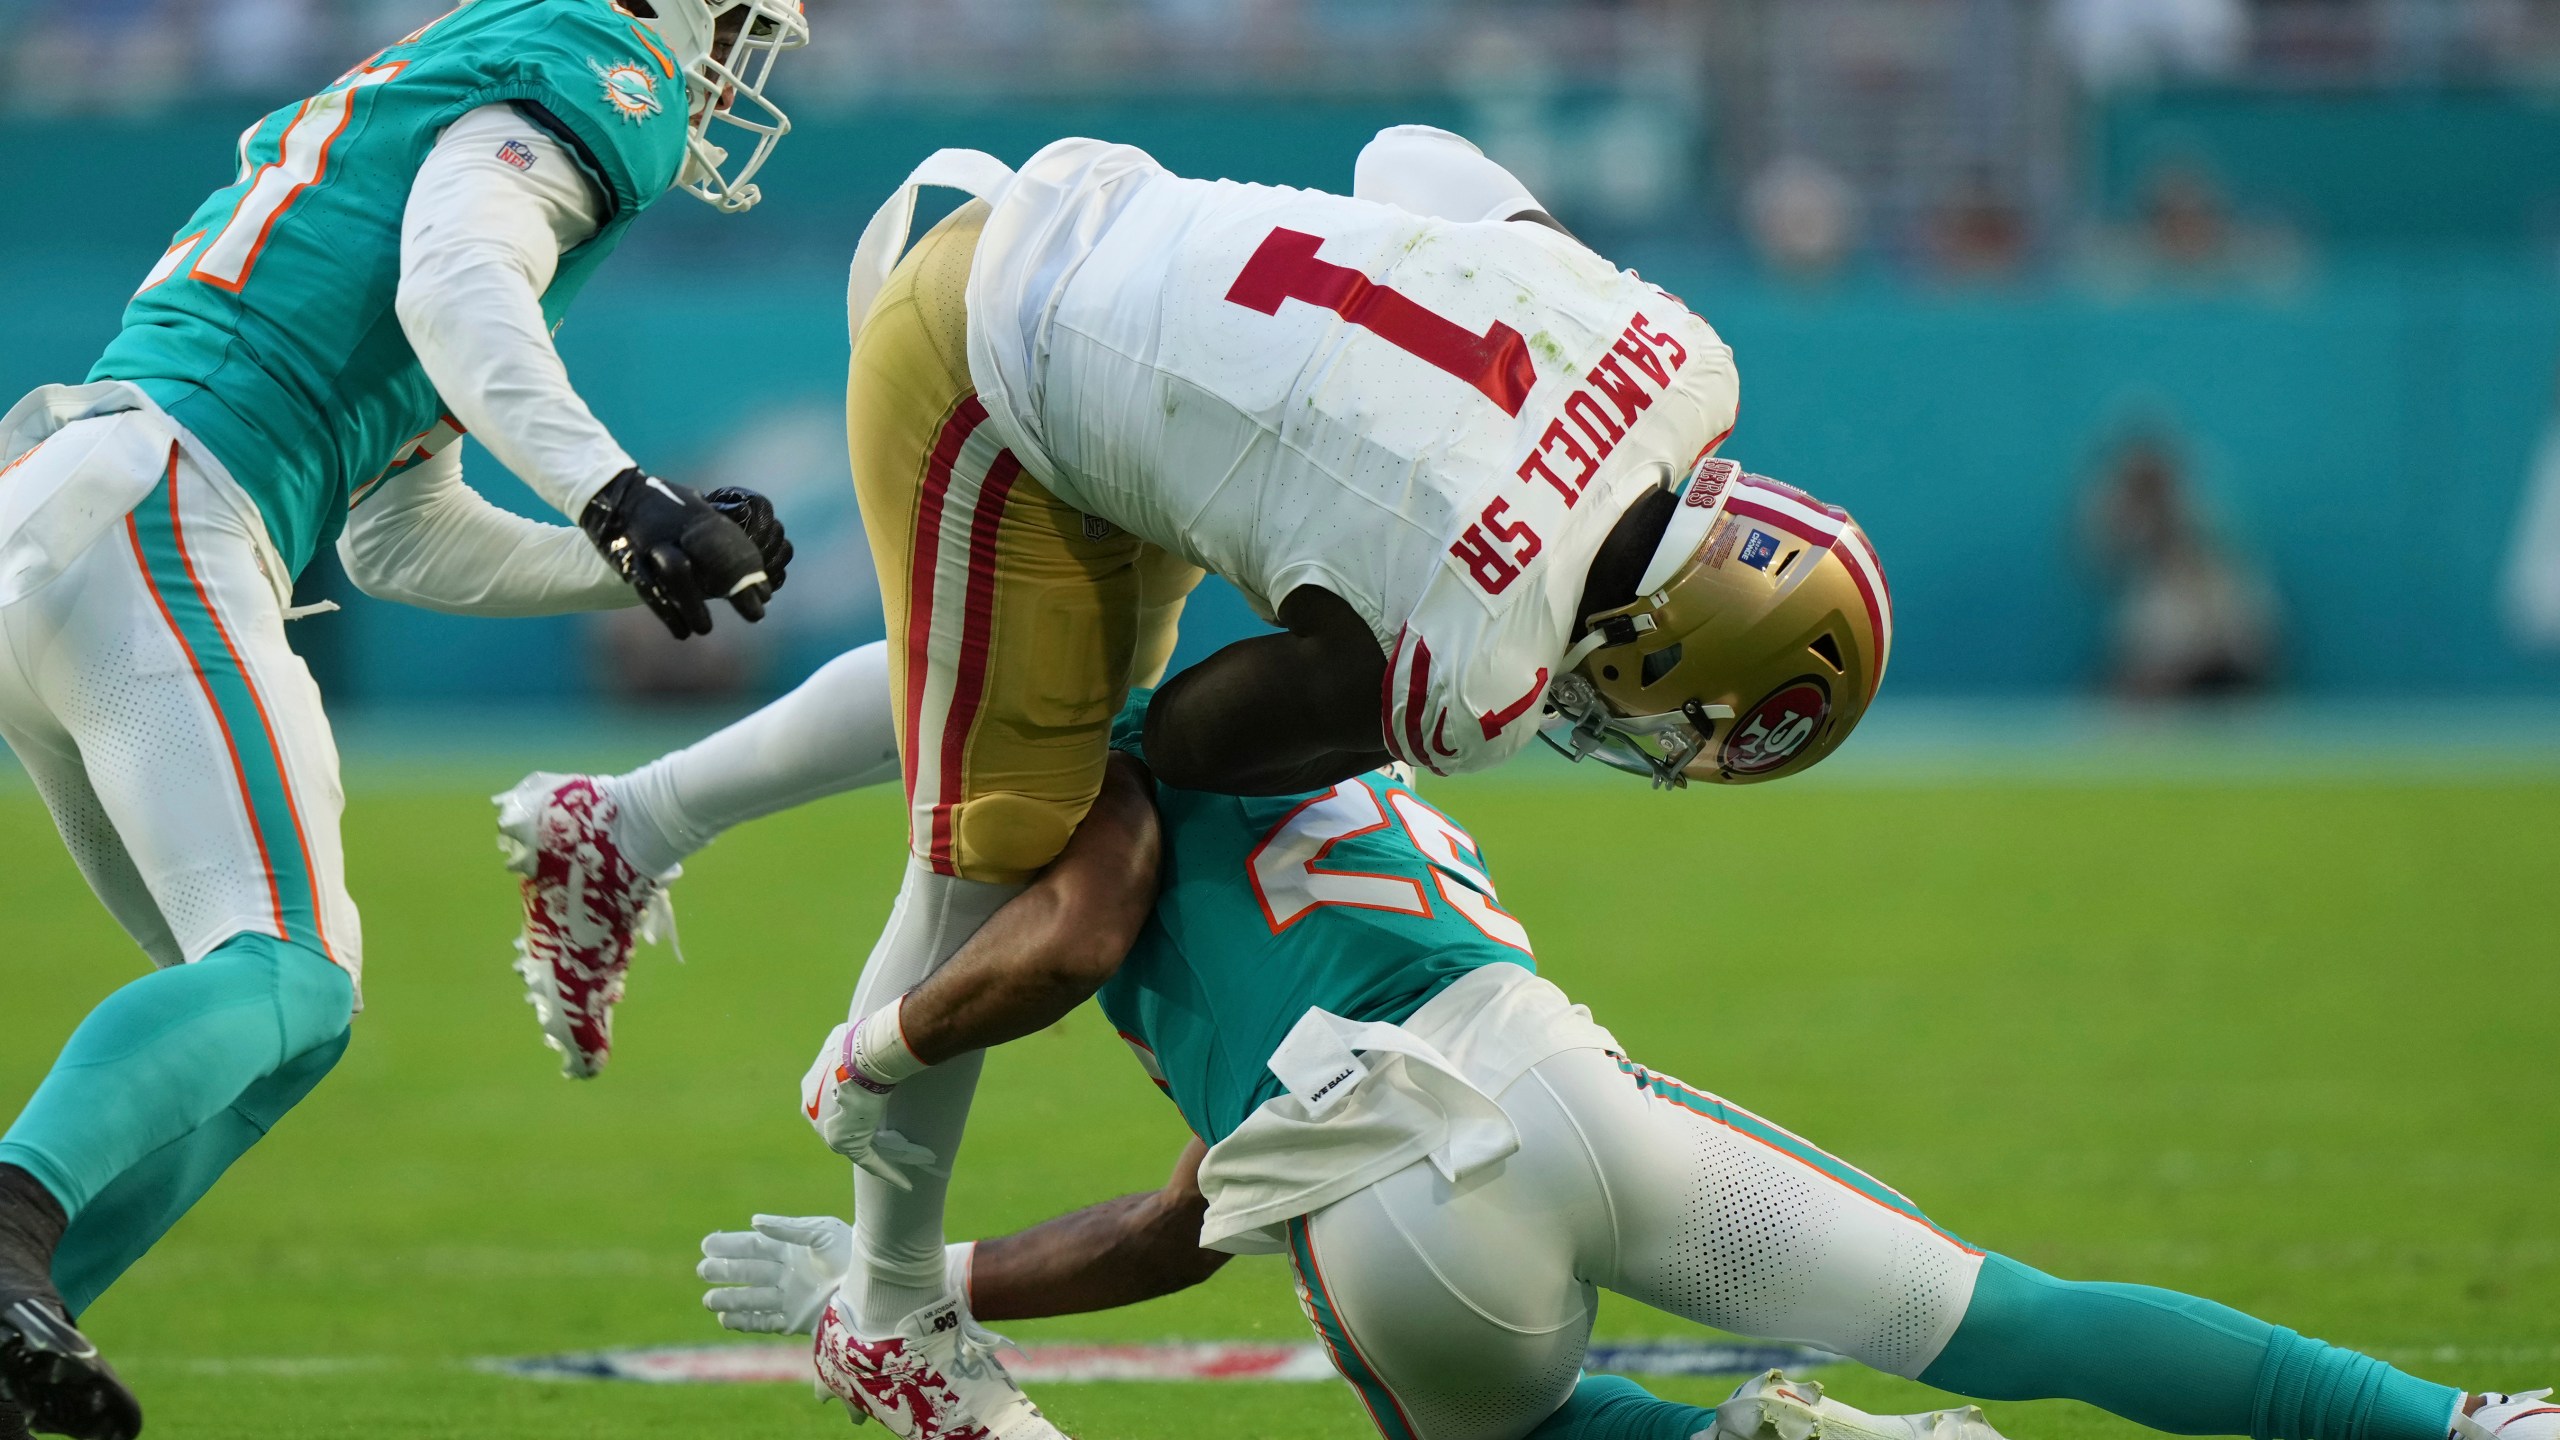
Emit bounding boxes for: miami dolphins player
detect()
[0,1,804,1433]
[700,691,2560,1440]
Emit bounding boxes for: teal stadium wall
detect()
[6,94,2559,700]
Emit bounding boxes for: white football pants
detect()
[1284,1046,1983,1440]
[0,419,359,978]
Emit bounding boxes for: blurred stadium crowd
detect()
[13,0,2560,272]
[6,0,2559,703]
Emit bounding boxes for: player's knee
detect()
[1919,1253,2074,1397]
[949,792,1081,883]
[200,931,355,1058]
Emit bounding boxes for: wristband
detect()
[848,996,927,1088]
[944,1241,977,1309]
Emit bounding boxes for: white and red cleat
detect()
[812,1292,1066,1439]
[495,772,677,1080]
[2457,1392,2560,1440]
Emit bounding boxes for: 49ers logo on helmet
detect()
[1721,679,1831,777]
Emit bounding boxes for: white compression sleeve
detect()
[609,643,906,878]
[842,862,1022,1333]
[335,444,636,615]
[1352,124,1545,224]
[398,104,634,521]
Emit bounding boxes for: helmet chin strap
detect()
[1560,609,1658,675]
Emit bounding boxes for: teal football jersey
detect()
[90,0,691,575]
[1099,693,1536,1145]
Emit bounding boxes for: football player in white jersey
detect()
[497,127,1893,1423]
[693,703,2555,1440]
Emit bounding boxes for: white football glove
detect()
[800,1020,938,1190]
[698,1214,854,1335]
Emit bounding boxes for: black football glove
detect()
[580,468,778,639]
[705,486,793,595]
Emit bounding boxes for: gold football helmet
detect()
[1542,459,1892,787]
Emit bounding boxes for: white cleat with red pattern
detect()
[812,1292,1066,1439]
[2457,1392,2560,1440]
[494,771,676,1080]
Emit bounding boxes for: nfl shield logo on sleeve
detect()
[496,140,537,171]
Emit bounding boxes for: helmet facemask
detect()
[676,0,807,213]
[1541,646,1734,789]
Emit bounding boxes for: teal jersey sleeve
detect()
[87,0,685,577]
[477,1,691,221]
[1097,688,1536,1144]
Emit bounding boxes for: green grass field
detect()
[5,765,2557,1439]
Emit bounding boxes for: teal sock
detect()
[0,934,352,1218]
[51,1028,349,1313]
[1922,1253,2460,1440]
[1527,1374,1719,1440]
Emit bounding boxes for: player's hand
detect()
[698,1214,853,1335]
[579,467,777,638]
[705,486,793,594]
[800,1022,939,1191]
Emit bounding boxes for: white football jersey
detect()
[955,139,1740,774]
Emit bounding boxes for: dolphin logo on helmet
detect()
[1542,458,1892,787]
[616,0,810,213]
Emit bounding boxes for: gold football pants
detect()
[848,201,1201,883]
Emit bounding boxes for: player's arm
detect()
[897,753,1162,1062]
[337,441,789,616]
[801,753,1162,1184]
[393,106,786,635]
[1140,584,1393,795]
[964,1139,1228,1322]
[699,1141,1224,1334]
[337,443,632,615]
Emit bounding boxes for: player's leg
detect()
[1285,1075,1766,1440]
[1130,544,1207,690]
[0,707,184,974]
[1916,1256,2461,1440]
[0,450,357,1436]
[496,638,905,1075]
[1554,1047,2469,1440]
[837,199,1177,1341]
[49,1022,348,1314]
[604,640,902,876]
[1283,1147,1660,1440]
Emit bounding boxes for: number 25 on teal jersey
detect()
[1245,779,1533,954]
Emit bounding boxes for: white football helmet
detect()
[622,0,808,213]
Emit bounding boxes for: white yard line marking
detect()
[476,1339,1843,1385]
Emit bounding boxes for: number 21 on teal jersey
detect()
[136,62,406,297]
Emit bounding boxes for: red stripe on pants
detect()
[926,450,1023,873]
[901,397,990,813]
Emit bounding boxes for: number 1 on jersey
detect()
[191,63,403,293]
[1225,227,1538,417]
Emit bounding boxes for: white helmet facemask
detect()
[632,0,807,213]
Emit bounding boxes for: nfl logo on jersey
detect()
[496,140,536,172]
